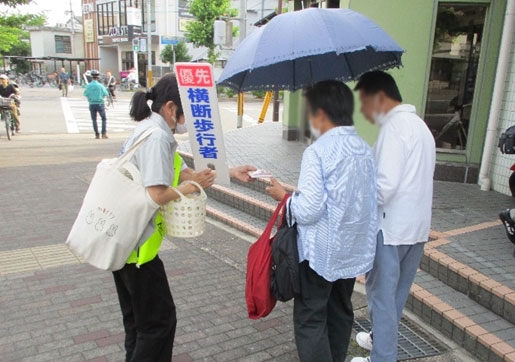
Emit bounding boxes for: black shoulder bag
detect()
[271,198,301,302]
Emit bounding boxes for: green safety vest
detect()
[126,152,182,266]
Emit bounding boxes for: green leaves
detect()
[0,0,33,7]
[185,0,233,51]
[0,13,46,55]
[160,42,192,64]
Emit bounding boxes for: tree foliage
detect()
[0,0,32,6]
[0,14,46,71]
[185,0,236,62]
[160,42,192,64]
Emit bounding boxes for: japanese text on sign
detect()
[175,63,230,185]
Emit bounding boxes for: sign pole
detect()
[146,0,153,88]
[272,0,283,122]
[237,0,247,129]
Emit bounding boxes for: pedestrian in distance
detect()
[351,71,436,362]
[266,80,378,362]
[104,70,117,100]
[83,70,109,139]
[115,73,256,362]
[58,67,70,97]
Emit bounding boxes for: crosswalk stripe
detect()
[65,98,136,134]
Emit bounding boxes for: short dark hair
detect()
[304,80,354,126]
[354,71,403,102]
[130,73,183,122]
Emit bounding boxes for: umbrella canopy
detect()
[218,8,404,92]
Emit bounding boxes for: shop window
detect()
[424,4,486,151]
[55,35,72,54]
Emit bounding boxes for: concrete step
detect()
[206,183,277,223]
[422,237,515,326]
[405,270,515,362]
[206,198,268,239]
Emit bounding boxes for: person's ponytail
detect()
[130,91,152,122]
[129,73,182,122]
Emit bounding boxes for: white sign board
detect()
[174,63,231,186]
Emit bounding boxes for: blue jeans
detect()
[89,103,107,136]
[366,231,425,362]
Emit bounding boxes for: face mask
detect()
[309,121,322,139]
[175,122,188,134]
[371,95,386,126]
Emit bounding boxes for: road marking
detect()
[0,239,178,276]
[60,97,80,134]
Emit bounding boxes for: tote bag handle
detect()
[263,194,290,242]
[116,127,159,168]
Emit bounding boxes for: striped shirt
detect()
[290,126,378,282]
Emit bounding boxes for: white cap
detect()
[0,74,8,80]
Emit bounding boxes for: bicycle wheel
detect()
[3,112,11,141]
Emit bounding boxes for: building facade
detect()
[81,0,199,85]
[28,26,85,74]
[283,0,508,189]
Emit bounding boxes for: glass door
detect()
[424,4,487,151]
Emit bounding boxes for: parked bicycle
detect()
[0,96,15,140]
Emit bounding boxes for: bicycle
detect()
[104,91,115,109]
[0,97,15,140]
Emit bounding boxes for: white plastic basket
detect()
[162,181,207,238]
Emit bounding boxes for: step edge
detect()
[423,238,515,325]
[206,205,262,238]
[356,276,515,362]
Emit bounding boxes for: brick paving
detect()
[6,120,515,361]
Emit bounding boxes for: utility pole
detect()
[237,0,247,128]
[272,0,283,122]
[69,0,74,35]
[147,0,153,88]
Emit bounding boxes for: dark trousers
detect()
[89,103,107,136]
[294,261,355,362]
[108,86,116,98]
[113,256,177,362]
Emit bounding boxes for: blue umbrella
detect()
[218,8,404,92]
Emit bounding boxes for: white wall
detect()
[99,46,119,74]
[489,27,515,196]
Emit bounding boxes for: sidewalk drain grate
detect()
[353,317,447,360]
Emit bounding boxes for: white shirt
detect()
[374,104,436,246]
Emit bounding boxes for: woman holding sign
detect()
[115,73,256,362]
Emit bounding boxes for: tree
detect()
[0,0,32,6]
[0,14,46,71]
[185,0,236,63]
[160,42,192,64]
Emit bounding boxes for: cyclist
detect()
[104,71,116,100]
[0,74,20,133]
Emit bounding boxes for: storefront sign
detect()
[102,25,141,44]
[175,63,231,186]
[82,3,94,15]
[84,19,95,43]
[179,18,194,32]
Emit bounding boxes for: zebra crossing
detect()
[62,97,136,134]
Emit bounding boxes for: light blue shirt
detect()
[290,126,378,282]
[83,80,108,105]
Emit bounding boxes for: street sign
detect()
[139,37,147,52]
[174,63,231,186]
[161,36,179,45]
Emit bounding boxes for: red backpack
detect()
[245,195,289,319]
